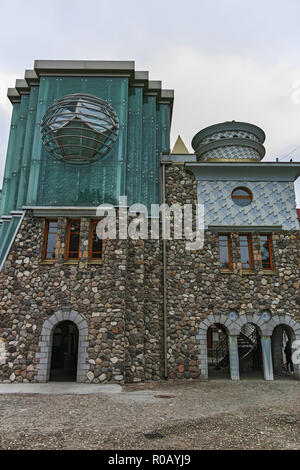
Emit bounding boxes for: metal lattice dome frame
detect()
[40,93,119,164]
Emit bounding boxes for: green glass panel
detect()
[36,76,128,207]
[16,86,39,210]
[126,87,143,206]
[0,104,21,216]
[142,95,156,211]
[1,75,171,215]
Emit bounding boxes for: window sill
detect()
[261,269,276,275]
[220,269,234,274]
[40,260,55,265]
[241,270,255,275]
[87,259,103,265]
[63,260,80,265]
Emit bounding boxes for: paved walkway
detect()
[0,379,299,449]
[0,382,122,395]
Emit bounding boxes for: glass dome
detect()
[40,93,119,164]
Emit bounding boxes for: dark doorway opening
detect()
[50,321,78,381]
[239,323,263,379]
[207,323,230,379]
[272,324,294,379]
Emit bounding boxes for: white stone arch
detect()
[196,312,240,379]
[36,309,89,383]
[235,312,300,338]
[197,311,300,381]
[269,314,300,338]
[269,314,300,380]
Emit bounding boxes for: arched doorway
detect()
[239,323,263,379]
[272,324,295,378]
[50,321,79,381]
[207,323,230,379]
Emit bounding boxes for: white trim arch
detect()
[36,309,89,383]
[196,311,300,380]
[196,312,241,379]
[269,314,300,380]
[237,312,300,337]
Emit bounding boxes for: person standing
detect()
[284,341,294,372]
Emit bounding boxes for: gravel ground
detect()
[0,378,299,450]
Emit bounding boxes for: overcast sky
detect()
[0,0,300,205]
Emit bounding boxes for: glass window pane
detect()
[69,233,80,253]
[219,235,230,269]
[90,222,103,259]
[239,235,251,269]
[234,198,251,207]
[92,236,102,253]
[232,187,252,207]
[48,221,58,230]
[260,235,272,269]
[44,220,57,259]
[68,222,80,259]
[46,233,57,258]
[233,189,249,197]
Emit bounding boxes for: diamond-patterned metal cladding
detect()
[197,180,299,229]
[40,93,119,164]
[192,122,265,162]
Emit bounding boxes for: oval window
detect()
[231,187,253,206]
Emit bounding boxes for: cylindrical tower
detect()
[191,121,265,162]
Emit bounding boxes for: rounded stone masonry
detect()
[191,121,266,162]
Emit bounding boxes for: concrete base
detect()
[0,382,123,395]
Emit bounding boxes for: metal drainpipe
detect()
[161,160,168,378]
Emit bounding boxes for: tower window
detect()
[43,220,58,260]
[239,234,253,270]
[66,220,81,259]
[231,187,253,206]
[259,234,274,270]
[218,234,232,270]
[89,220,103,259]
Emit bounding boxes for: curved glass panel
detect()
[41,93,119,165]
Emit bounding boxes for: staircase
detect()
[209,323,257,369]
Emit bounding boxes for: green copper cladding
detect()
[33,76,129,207]
[126,87,143,205]
[0,103,22,215]
[0,61,173,218]
[142,95,157,210]
[16,86,39,210]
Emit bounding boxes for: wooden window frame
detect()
[43,219,58,260]
[259,233,274,270]
[218,234,232,270]
[89,220,103,260]
[239,234,253,270]
[66,220,81,260]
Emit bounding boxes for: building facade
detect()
[0,61,299,384]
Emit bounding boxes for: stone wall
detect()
[165,164,300,380]
[0,163,299,384]
[0,212,164,384]
[144,239,164,381]
[124,238,164,383]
